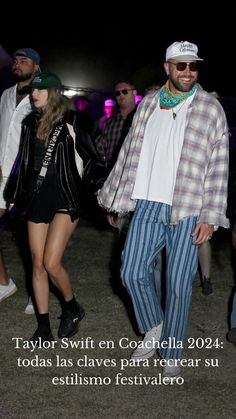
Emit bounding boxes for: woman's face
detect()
[31,89,49,109]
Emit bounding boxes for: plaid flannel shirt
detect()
[98,84,229,229]
[95,113,124,164]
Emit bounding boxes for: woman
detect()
[6,72,87,343]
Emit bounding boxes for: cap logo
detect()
[165,40,203,62]
[31,72,63,90]
[179,42,195,53]
[33,76,42,84]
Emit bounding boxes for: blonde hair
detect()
[36,89,70,142]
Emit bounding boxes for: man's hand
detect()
[191,223,214,245]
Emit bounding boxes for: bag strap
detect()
[37,122,64,187]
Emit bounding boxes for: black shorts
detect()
[26,172,69,224]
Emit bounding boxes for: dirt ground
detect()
[1,216,236,419]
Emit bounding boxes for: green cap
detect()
[31,72,63,90]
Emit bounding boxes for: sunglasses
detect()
[115,88,134,97]
[168,62,198,72]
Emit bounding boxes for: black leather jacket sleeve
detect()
[69,110,102,166]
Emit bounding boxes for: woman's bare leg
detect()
[27,222,49,313]
[43,213,78,301]
[43,213,84,338]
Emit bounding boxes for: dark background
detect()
[1,5,235,97]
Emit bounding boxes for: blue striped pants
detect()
[121,200,199,359]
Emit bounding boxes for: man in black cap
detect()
[0,48,40,310]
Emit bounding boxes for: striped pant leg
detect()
[159,216,199,360]
[121,200,167,333]
[231,292,236,328]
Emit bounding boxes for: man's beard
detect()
[170,75,197,93]
[13,72,33,83]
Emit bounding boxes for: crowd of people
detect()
[0,41,235,381]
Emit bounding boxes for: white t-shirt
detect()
[131,95,194,205]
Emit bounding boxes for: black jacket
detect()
[4,111,102,221]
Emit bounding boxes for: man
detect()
[95,80,137,173]
[98,41,229,379]
[87,81,137,224]
[0,48,40,307]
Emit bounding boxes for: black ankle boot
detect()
[58,302,85,339]
[29,327,54,345]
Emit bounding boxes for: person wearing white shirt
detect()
[0,48,40,306]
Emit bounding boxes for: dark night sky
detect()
[1,5,235,97]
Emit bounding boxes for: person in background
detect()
[98,41,229,379]
[0,251,17,302]
[97,98,116,132]
[0,48,40,309]
[197,92,223,297]
[227,292,236,345]
[95,80,137,175]
[74,95,95,139]
[227,222,236,345]
[0,165,17,301]
[198,241,213,295]
[5,72,85,344]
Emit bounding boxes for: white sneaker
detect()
[163,360,181,379]
[0,279,17,302]
[131,322,163,361]
[24,297,35,314]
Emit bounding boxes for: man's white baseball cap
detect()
[166,41,203,62]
